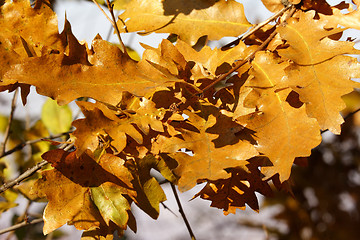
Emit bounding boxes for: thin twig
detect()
[161,202,178,217]
[1,89,19,155]
[91,0,113,25]
[105,0,126,53]
[0,218,43,235]
[222,4,293,49]
[91,0,126,53]
[170,183,196,240]
[0,130,72,159]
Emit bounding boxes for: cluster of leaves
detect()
[1,0,360,238]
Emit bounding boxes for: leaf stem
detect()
[0,160,48,194]
[170,183,196,240]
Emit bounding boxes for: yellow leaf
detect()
[41,98,72,135]
[118,0,251,45]
[155,106,258,191]
[238,52,321,181]
[2,37,182,105]
[277,11,360,133]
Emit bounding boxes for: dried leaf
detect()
[2,37,181,105]
[238,52,322,181]
[195,160,273,214]
[118,0,251,45]
[277,11,360,133]
[156,107,258,191]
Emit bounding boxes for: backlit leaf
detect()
[118,0,251,45]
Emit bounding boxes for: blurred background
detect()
[0,0,360,239]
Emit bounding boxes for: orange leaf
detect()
[238,52,321,181]
[2,37,182,105]
[277,11,360,133]
[118,0,251,45]
[155,106,258,191]
[32,149,135,234]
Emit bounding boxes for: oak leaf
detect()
[277,11,360,133]
[32,150,135,234]
[118,0,251,45]
[0,0,60,57]
[2,37,181,105]
[72,101,143,156]
[319,0,360,30]
[155,107,258,191]
[195,159,273,214]
[237,52,322,181]
[261,0,301,12]
[175,39,253,77]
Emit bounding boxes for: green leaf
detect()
[90,183,131,228]
[41,98,72,134]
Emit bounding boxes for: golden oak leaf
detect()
[73,99,167,156]
[118,0,251,45]
[175,39,253,77]
[155,107,258,191]
[33,150,135,234]
[0,0,62,103]
[277,11,360,133]
[32,169,103,234]
[261,0,300,12]
[141,39,188,78]
[319,0,360,30]
[72,101,142,156]
[0,0,60,57]
[277,11,359,65]
[237,52,322,181]
[285,56,360,134]
[195,160,273,214]
[2,37,181,105]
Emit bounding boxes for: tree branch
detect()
[0,218,43,235]
[0,141,73,194]
[0,130,72,159]
[170,183,196,240]
[1,89,18,155]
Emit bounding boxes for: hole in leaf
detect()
[286,90,304,108]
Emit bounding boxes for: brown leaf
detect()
[195,160,273,214]
[118,0,251,45]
